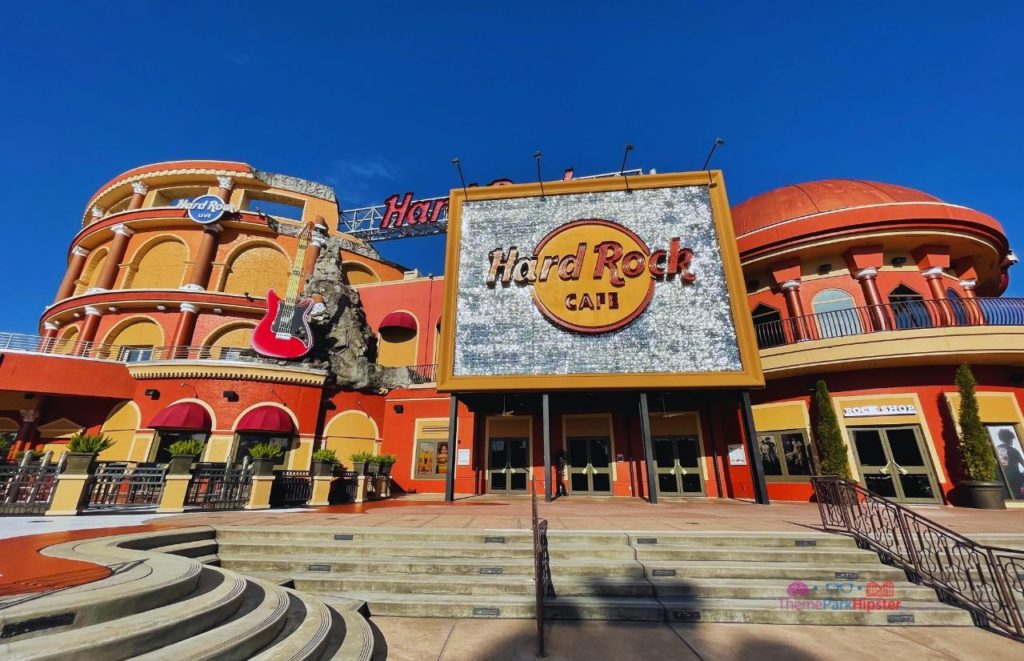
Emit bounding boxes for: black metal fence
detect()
[754,296,1024,349]
[531,477,555,657]
[85,463,167,510]
[269,470,312,507]
[812,476,1024,642]
[0,457,62,515]
[185,463,253,510]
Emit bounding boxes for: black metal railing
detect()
[85,463,167,510]
[531,477,555,657]
[185,463,253,510]
[754,296,1024,349]
[812,476,1024,641]
[269,470,312,507]
[0,455,62,515]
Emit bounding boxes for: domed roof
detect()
[732,179,942,237]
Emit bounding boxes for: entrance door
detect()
[653,436,705,496]
[488,438,529,494]
[567,437,612,494]
[851,426,940,503]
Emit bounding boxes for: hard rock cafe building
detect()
[2,159,1023,507]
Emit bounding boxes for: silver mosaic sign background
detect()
[452,186,742,376]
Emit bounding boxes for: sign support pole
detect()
[542,393,552,503]
[739,390,770,505]
[444,395,458,503]
[639,393,658,504]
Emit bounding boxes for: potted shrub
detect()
[350,450,374,476]
[15,449,45,463]
[367,454,382,476]
[248,442,282,476]
[66,432,115,474]
[954,363,1005,509]
[0,437,11,462]
[166,438,206,475]
[812,380,851,478]
[311,448,339,477]
[379,453,397,476]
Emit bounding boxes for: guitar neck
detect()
[283,224,314,302]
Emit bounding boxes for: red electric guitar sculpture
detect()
[251,223,316,359]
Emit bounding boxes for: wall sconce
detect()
[223,390,239,402]
[393,404,404,414]
[891,256,908,267]
[817,264,832,275]
[144,389,160,400]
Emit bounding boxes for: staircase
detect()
[217,527,975,626]
[0,528,376,660]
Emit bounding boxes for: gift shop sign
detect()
[486,219,696,333]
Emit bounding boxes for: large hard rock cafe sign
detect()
[437,171,765,392]
[486,219,695,334]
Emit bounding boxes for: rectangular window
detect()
[153,186,212,208]
[414,439,449,479]
[245,195,305,221]
[119,346,153,362]
[155,431,210,464]
[758,430,813,481]
[987,424,1024,501]
[235,433,291,469]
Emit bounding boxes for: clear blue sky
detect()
[1,1,1021,333]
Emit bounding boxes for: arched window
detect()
[202,323,256,360]
[102,318,164,361]
[75,248,108,295]
[54,326,80,355]
[342,262,379,285]
[889,284,931,329]
[811,289,863,339]
[221,244,291,297]
[377,311,419,367]
[124,239,189,289]
[751,304,785,348]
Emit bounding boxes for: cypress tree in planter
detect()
[955,363,1005,509]
[813,380,851,479]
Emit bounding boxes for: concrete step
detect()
[217,539,636,560]
[658,596,975,626]
[5,567,248,659]
[345,592,665,621]
[624,532,858,548]
[148,538,219,560]
[250,587,345,661]
[129,576,289,661]
[633,545,883,564]
[215,527,623,546]
[642,560,908,581]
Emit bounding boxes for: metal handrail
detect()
[811,476,1024,642]
[531,476,555,657]
[0,332,269,365]
[754,297,1024,349]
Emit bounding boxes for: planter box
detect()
[168,455,195,475]
[959,480,1006,509]
[380,463,393,476]
[367,462,381,476]
[65,452,97,475]
[312,460,336,477]
[251,458,276,476]
[352,461,366,475]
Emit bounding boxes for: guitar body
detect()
[251,289,314,359]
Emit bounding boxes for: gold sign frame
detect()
[437,171,765,392]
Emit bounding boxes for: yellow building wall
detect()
[752,401,809,432]
[75,248,108,294]
[323,411,379,463]
[344,263,380,285]
[54,326,80,354]
[125,240,189,289]
[222,245,291,296]
[378,328,418,367]
[104,318,164,347]
[945,392,1024,424]
[98,402,140,461]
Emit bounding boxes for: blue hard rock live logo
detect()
[779,579,902,611]
[177,194,237,224]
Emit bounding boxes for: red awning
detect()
[379,311,417,332]
[235,406,294,434]
[149,402,211,430]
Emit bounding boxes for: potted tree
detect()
[166,438,206,475]
[66,432,115,474]
[248,442,282,476]
[813,380,851,478]
[954,363,1005,509]
[379,454,397,477]
[350,450,374,476]
[311,448,339,477]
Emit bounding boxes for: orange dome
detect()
[732,179,941,237]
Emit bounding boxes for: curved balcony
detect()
[43,288,265,326]
[755,297,1024,377]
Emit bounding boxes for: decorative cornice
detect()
[217,176,235,190]
[126,361,328,386]
[92,206,106,219]
[110,223,135,237]
[132,181,149,195]
[959,279,977,289]
[921,266,945,278]
[72,246,91,258]
[179,302,199,314]
[779,279,801,291]
[854,267,878,280]
[84,306,102,317]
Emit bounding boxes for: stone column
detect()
[921,266,953,325]
[216,176,234,202]
[94,224,134,291]
[182,223,223,291]
[854,267,889,331]
[12,409,40,456]
[55,247,90,302]
[128,182,149,210]
[90,206,106,224]
[959,279,977,299]
[170,303,200,355]
[76,306,103,355]
[38,322,59,353]
[779,279,809,341]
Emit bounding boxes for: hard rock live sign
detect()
[3,159,1024,507]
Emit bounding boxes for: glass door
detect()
[851,426,940,503]
[653,436,704,496]
[488,438,529,494]
[567,437,612,494]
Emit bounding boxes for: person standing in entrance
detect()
[556,449,568,497]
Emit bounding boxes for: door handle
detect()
[891,461,908,476]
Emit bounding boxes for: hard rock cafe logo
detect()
[485,219,695,333]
